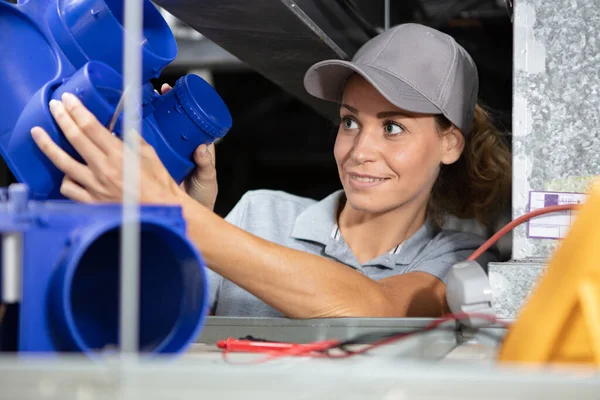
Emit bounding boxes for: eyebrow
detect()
[377,111,409,119]
[341,104,359,114]
[340,104,409,119]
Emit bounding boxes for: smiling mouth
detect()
[348,174,389,183]
[351,176,386,183]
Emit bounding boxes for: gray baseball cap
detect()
[303,23,479,134]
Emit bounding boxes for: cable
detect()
[107,85,129,133]
[221,339,339,365]
[221,204,582,365]
[221,312,508,364]
[0,303,5,327]
[468,204,578,261]
[332,327,505,357]
[324,312,508,359]
[384,0,390,31]
[334,0,381,37]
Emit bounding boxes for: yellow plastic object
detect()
[498,179,600,365]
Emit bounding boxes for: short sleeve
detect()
[408,231,499,284]
[205,193,251,312]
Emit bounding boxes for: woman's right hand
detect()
[161,83,219,210]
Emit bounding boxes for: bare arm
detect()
[30,94,448,319]
[180,195,448,318]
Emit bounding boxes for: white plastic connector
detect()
[2,233,22,303]
[2,184,28,303]
[446,260,495,327]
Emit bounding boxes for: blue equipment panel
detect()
[0,184,208,356]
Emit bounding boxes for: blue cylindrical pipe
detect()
[48,219,208,355]
[0,0,233,200]
[147,74,232,182]
[152,74,232,161]
[6,61,122,198]
[6,62,231,198]
[47,0,177,82]
[51,60,123,127]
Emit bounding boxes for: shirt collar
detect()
[392,218,438,265]
[290,190,343,245]
[290,190,439,266]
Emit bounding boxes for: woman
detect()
[30,23,511,318]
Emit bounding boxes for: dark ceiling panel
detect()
[152,0,372,121]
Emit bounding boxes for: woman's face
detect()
[334,74,463,215]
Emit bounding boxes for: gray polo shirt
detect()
[206,190,497,317]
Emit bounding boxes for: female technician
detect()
[30,23,511,318]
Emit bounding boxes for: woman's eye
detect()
[342,118,359,130]
[384,123,404,135]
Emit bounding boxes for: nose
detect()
[349,129,379,164]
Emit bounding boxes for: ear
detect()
[440,127,465,165]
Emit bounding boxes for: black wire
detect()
[336,330,411,349]
[236,335,281,343]
[234,316,506,358]
[333,0,381,38]
[331,326,442,355]
[323,326,505,357]
[321,314,507,356]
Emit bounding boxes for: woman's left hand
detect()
[30,92,184,205]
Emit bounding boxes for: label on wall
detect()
[527,191,588,239]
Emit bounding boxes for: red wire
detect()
[325,311,510,359]
[222,312,509,364]
[467,204,578,261]
[316,205,579,361]
[221,204,580,365]
[222,339,340,365]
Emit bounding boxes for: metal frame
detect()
[196,316,509,344]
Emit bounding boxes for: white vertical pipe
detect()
[2,233,22,303]
[3,184,28,304]
[384,0,390,30]
[119,0,143,355]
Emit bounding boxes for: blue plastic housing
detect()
[0,184,208,356]
[0,0,232,200]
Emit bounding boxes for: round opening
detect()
[87,62,122,108]
[103,0,178,62]
[85,61,122,111]
[67,223,206,353]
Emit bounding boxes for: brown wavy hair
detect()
[428,103,512,227]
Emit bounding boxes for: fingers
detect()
[161,83,172,95]
[208,143,216,167]
[48,98,105,165]
[120,128,154,160]
[60,176,94,203]
[59,93,121,155]
[30,126,96,186]
[192,144,216,171]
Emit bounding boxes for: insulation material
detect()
[512,0,600,259]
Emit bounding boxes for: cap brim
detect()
[303,60,441,115]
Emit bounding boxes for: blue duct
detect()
[0,0,230,356]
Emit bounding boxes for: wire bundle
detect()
[221,312,509,364]
[222,203,580,365]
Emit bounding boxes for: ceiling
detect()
[154,0,513,130]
